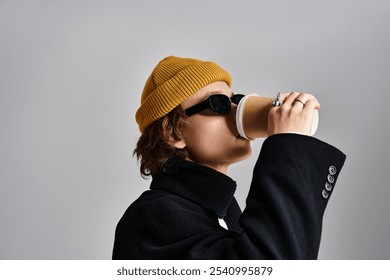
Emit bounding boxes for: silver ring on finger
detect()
[294,99,305,107]
[272,92,283,107]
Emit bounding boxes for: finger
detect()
[281,92,300,107]
[293,93,321,110]
[290,93,309,111]
[275,92,292,103]
[300,93,320,110]
[302,99,318,114]
[291,99,305,111]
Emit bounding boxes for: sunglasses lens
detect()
[184,93,246,116]
[209,95,231,114]
[231,94,245,105]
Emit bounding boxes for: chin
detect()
[241,148,252,161]
[232,145,252,163]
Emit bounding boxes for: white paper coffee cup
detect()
[236,94,319,140]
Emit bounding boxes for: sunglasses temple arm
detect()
[184,100,210,116]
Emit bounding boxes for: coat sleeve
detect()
[240,133,346,259]
[113,134,346,259]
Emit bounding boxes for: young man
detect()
[112,56,346,259]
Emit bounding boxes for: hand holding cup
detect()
[268,92,320,136]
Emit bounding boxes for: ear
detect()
[171,139,186,149]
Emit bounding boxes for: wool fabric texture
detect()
[112,134,347,259]
[136,56,232,133]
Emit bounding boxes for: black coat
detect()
[112,134,346,259]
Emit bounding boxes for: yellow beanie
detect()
[135,56,232,133]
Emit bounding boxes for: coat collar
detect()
[150,157,237,218]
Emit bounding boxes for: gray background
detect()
[1,0,389,259]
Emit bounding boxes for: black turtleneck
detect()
[151,158,243,232]
[113,134,346,259]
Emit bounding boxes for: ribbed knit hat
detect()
[136,56,232,133]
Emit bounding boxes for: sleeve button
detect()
[322,189,329,199]
[325,182,333,191]
[329,165,337,175]
[327,174,335,183]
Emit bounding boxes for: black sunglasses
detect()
[184,94,245,116]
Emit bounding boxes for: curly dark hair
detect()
[133,106,189,177]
